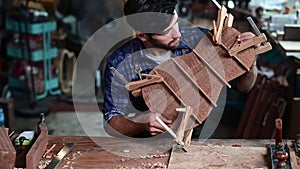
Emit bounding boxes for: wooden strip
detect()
[26,123,48,169]
[182,128,193,152]
[0,128,16,169]
[213,20,217,42]
[171,58,217,107]
[255,42,272,55]
[126,75,162,91]
[231,53,250,71]
[175,106,192,145]
[229,34,267,56]
[215,6,227,44]
[193,52,231,88]
[220,39,250,71]
[225,13,234,27]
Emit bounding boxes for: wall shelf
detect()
[6,18,60,100]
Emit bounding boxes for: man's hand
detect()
[235,31,258,92]
[237,32,256,43]
[144,113,172,136]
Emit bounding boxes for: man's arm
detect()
[235,61,257,92]
[105,113,172,137]
[234,32,258,92]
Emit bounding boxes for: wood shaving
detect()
[123,149,130,153]
[140,154,168,159]
[38,159,51,169]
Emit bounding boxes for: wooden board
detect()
[42,137,300,169]
[168,142,270,169]
[26,123,48,169]
[0,128,16,169]
[43,136,171,169]
[142,27,256,130]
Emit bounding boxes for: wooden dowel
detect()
[171,58,217,107]
[231,54,250,71]
[193,52,231,88]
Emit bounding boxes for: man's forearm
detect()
[235,63,258,92]
[106,115,147,137]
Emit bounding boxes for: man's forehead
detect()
[163,11,178,30]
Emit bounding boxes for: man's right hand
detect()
[144,113,172,136]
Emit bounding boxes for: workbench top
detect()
[44,136,299,169]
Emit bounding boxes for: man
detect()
[102,0,257,137]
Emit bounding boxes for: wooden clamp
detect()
[175,106,195,152]
[228,33,272,70]
[211,4,272,71]
[212,5,234,44]
[125,73,163,97]
[111,67,164,97]
[213,5,227,44]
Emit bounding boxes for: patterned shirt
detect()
[102,27,209,123]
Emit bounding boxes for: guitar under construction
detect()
[115,4,272,151]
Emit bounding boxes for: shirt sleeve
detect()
[102,58,129,124]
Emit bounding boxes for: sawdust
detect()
[115,153,169,169]
[168,144,270,169]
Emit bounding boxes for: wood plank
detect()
[168,140,271,169]
[0,128,16,169]
[44,136,300,168]
[46,136,171,169]
[26,123,48,169]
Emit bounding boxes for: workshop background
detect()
[0,0,300,139]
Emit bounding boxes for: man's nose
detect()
[170,26,181,38]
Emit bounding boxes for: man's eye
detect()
[160,29,170,35]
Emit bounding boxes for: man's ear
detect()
[136,32,149,42]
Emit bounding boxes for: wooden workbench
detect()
[45,136,299,169]
[47,135,172,169]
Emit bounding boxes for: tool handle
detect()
[275,118,283,149]
[155,116,177,139]
[247,17,261,36]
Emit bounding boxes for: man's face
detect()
[145,11,181,50]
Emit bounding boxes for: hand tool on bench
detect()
[45,143,76,169]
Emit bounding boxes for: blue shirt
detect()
[102,27,209,123]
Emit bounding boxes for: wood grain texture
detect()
[47,136,171,169]
[26,123,48,169]
[168,142,270,169]
[0,128,16,169]
[142,27,256,130]
[44,136,300,169]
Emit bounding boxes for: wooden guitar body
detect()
[141,27,256,130]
